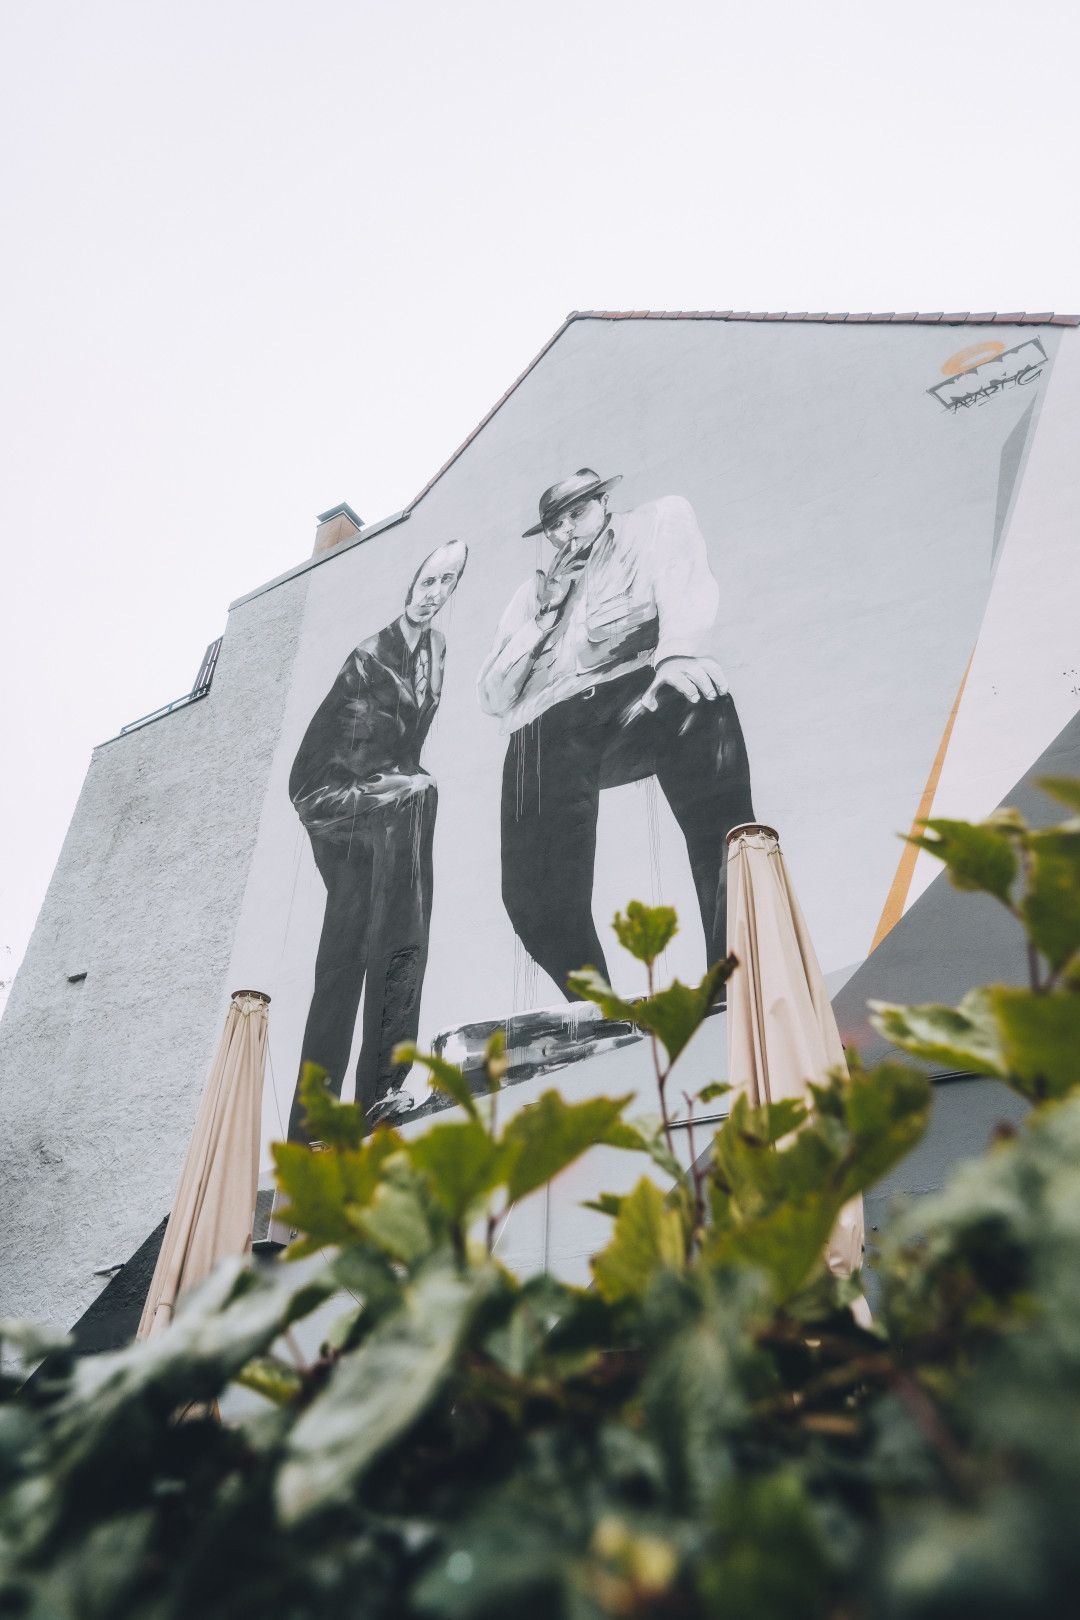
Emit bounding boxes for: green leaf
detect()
[568,959,733,1067]
[701,1470,834,1617]
[393,1043,476,1121]
[699,1082,733,1105]
[612,899,678,964]
[277,1263,493,1523]
[393,1042,478,1117]
[734,1097,807,1147]
[413,1502,566,1617]
[234,1355,303,1406]
[706,1065,930,1300]
[583,1192,625,1218]
[638,962,734,1063]
[272,1129,403,1257]
[479,1273,606,1386]
[1020,828,1080,972]
[321,1306,364,1355]
[908,816,1020,905]
[565,965,641,1025]
[602,1114,683,1181]
[272,1142,352,1253]
[870,987,1007,1077]
[711,1093,832,1213]
[330,1247,405,1333]
[296,1063,365,1148]
[641,1274,758,1512]
[990,986,1080,1102]
[408,1118,516,1222]
[707,1191,839,1301]
[54,1259,335,1464]
[18,1513,156,1619]
[824,1060,932,1198]
[354,1162,443,1264]
[1037,775,1080,815]
[592,1178,686,1301]
[483,1027,509,1093]
[502,1091,632,1202]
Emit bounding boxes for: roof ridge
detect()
[567,309,1079,325]
[220,305,1076,619]
[402,307,1076,515]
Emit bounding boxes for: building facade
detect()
[3,310,1078,1336]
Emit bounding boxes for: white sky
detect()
[1,0,1078,1000]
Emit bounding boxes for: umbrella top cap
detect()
[726,822,780,846]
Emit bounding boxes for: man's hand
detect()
[367,771,433,810]
[621,656,729,727]
[534,567,575,624]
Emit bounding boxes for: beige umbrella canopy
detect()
[725,825,865,1281]
[137,990,270,1340]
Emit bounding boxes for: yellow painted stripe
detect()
[870,653,974,951]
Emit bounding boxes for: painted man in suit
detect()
[479,469,753,996]
[287,539,468,1139]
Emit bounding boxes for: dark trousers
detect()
[500,667,754,996]
[288,787,436,1141]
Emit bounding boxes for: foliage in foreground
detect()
[5,786,1080,1617]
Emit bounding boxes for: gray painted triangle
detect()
[991,397,1037,573]
[832,704,1080,1065]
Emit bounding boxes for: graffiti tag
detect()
[929,337,1048,413]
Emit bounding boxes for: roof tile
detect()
[567,308,1075,325]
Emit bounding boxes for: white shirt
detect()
[478,495,720,733]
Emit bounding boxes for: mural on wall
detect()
[220,318,1076,1147]
[479,468,754,997]
[285,541,468,1136]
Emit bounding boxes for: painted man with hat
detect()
[478,470,754,995]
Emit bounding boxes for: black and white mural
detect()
[480,471,753,997]
[285,543,467,1136]
[224,317,1079,1154]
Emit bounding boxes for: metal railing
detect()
[119,636,223,736]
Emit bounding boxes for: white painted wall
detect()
[228,317,1073,1279]
[4,315,1075,1329]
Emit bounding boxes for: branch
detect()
[645,960,678,1163]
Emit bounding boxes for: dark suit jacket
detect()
[290,619,444,844]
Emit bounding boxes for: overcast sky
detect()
[1,0,1077,1001]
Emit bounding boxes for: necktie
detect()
[413,639,431,708]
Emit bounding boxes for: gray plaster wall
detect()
[862,1075,1030,1312]
[0,571,309,1330]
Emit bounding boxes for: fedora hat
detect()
[522,468,623,537]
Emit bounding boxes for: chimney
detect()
[313,502,364,557]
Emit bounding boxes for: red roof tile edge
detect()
[405,308,1077,514]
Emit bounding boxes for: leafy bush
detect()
[4,786,1080,1617]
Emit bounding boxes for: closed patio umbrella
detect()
[725,825,865,1282]
[137,990,270,1340]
